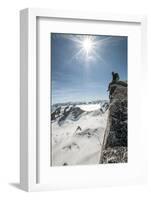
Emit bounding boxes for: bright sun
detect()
[66,34,112,61]
[68,35,100,61]
[82,37,93,55]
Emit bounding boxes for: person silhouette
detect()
[107,72,120,95]
[112,72,120,82]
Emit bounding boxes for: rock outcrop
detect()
[100,80,128,164]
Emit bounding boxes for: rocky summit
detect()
[100,80,128,164]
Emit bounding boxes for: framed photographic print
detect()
[20,8,147,191]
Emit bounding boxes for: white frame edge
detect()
[20,8,37,191]
[20,8,147,192]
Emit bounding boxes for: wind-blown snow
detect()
[51,103,108,166]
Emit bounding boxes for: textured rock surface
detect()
[100,80,128,164]
[101,147,127,163]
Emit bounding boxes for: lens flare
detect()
[82,37,94,55]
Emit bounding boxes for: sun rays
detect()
[62,34,113,63]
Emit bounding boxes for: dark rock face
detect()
[100,102,109,113]
[101,147,127,163]
[58,107,73,125]
[51,107,61,121]
[58,107,84,126]
[70,107,84,120]
[100,80,128,164]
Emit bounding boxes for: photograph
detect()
[50,33,128,166]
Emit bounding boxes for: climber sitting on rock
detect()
[107,72,120,100]
[107,72,127,101]
[112,72,120,82]
[107,72,120,91]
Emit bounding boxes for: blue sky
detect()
[51,33,127,104]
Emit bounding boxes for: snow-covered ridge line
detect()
[51,100,108,112]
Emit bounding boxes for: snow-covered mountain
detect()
[51,101,109,166]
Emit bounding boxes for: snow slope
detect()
[51,103,108,166]
[76,104,101,111]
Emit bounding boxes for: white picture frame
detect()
[20,8,147,192]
